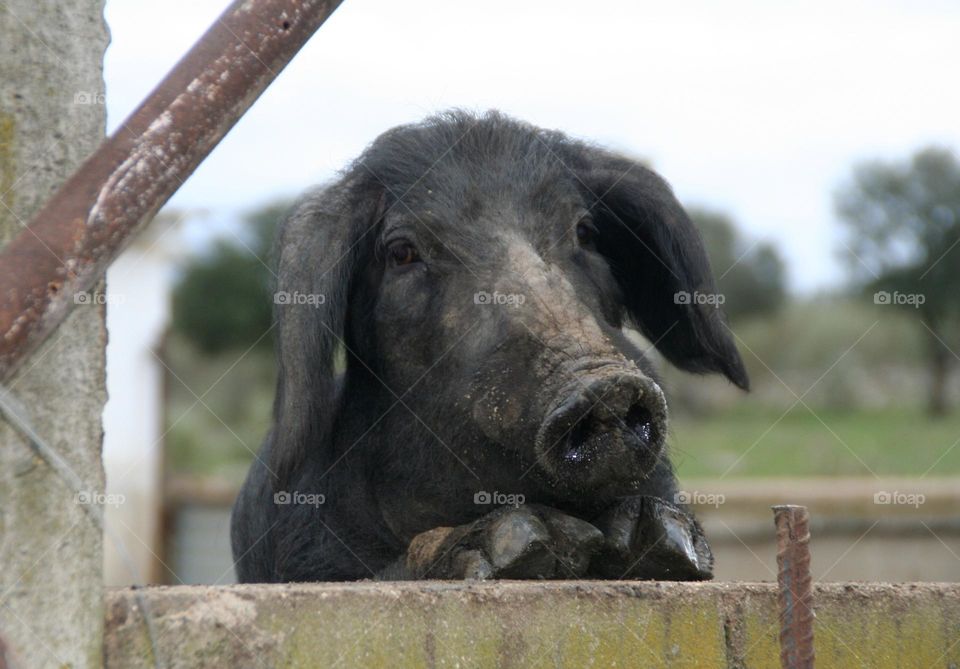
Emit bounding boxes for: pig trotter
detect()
[589,495,713,580]
[380,505,604,580]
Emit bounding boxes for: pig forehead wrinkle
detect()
[389,167,583,231]
[501,232,549,273]
[497,234,614,349]
[414,194,579,251]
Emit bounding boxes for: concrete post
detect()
[0,1,109,667]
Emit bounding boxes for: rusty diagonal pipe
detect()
[0,0,344,382]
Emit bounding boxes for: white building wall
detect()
[102,221,183,585]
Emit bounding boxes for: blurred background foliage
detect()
[171,200,288,354]
[687,207,787,321]
[164,146,960,482]
[836,147,960,415]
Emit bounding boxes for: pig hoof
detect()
[589,496,713,580]
[398,505,604,580]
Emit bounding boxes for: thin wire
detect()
[0,383,164,669]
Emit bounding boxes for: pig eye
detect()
[386,239,421,267]
[576,219,598,248]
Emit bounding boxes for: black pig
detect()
[231,111,748,583]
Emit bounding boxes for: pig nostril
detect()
[625,405,656,447]
[561,404,658,464]
[564,415,594,463]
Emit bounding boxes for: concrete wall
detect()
[105,581,960,668]
[0,1,109,667]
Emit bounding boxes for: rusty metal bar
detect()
[0,0,343,382]
[773,504,815,669]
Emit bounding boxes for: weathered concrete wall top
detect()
[105,581,960,668]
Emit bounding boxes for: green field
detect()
[670,406,960,478]
[164,337,276,483]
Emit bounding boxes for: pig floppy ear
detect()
[267,180,382,490]
[577,156,749,390]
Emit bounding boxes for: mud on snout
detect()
[534,365,669,496]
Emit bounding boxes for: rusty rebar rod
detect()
[0,0,343,382]
[773,504,815,669]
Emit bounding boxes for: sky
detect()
[103,0,960,293]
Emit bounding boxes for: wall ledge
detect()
[105,581,960,668]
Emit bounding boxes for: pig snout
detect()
[535,370,668,491]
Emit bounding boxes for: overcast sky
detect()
[103,0,960,293]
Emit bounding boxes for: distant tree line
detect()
[836,146,960,416]
[687,208,787,321]
[172,201,287,354]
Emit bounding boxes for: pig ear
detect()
[267,180,383,490]
[577,157,749,390]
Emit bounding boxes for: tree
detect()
[836,147,960,416]
[688,207,787,321]
[172,200,290,353]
